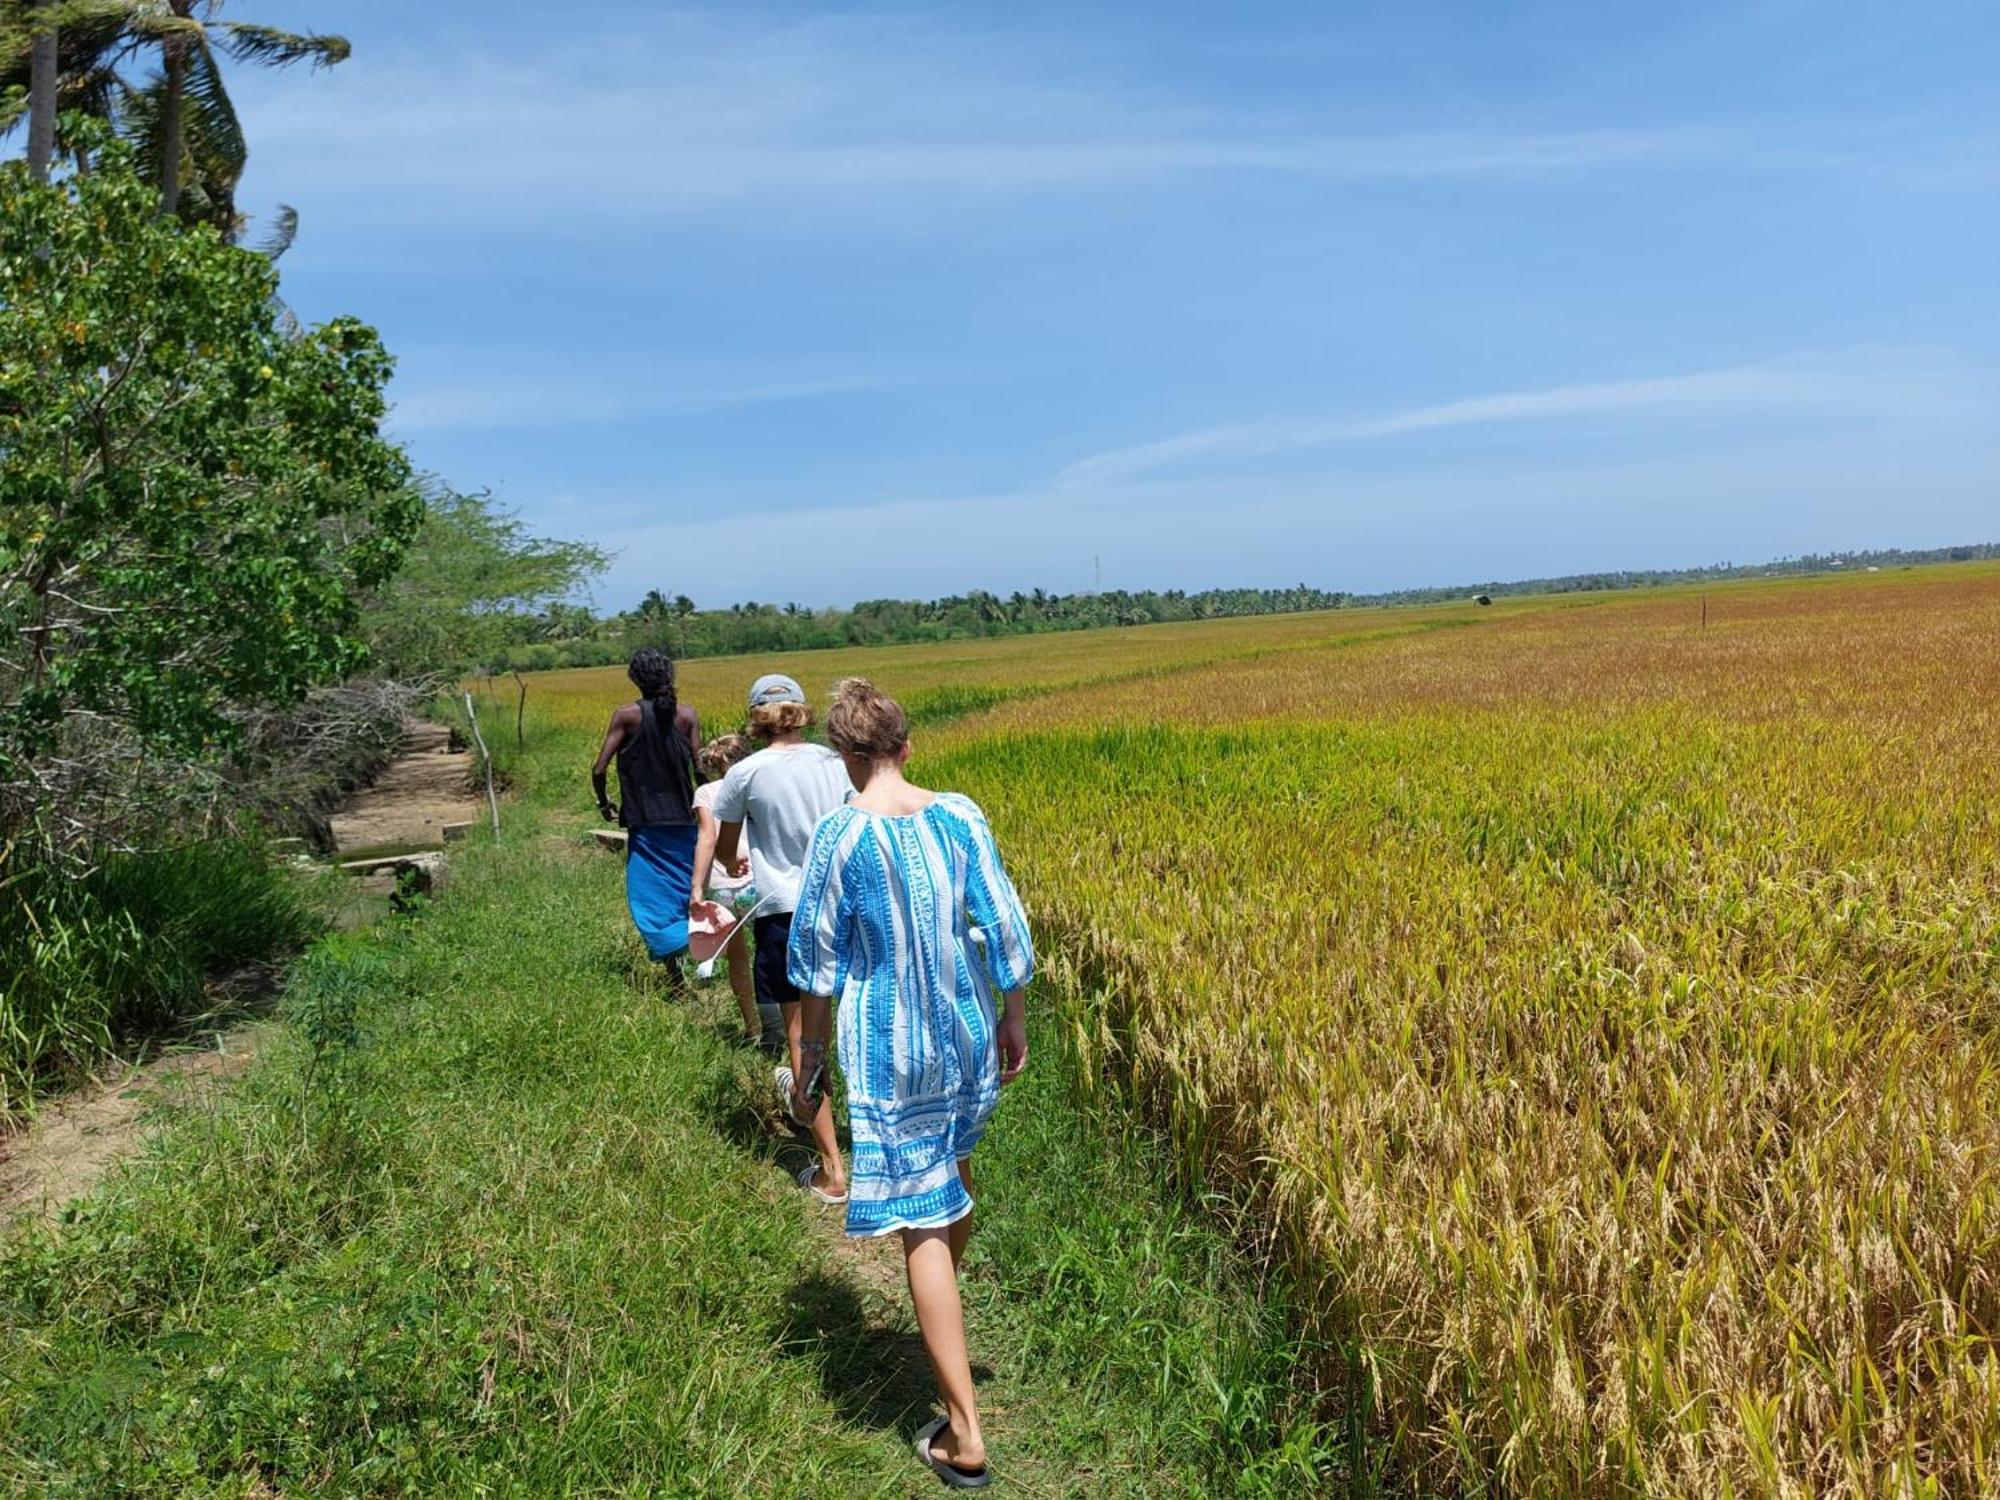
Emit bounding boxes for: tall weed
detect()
[0,841,315,1113]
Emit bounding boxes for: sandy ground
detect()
[328,720,486,855]
[0,1031,264,1224]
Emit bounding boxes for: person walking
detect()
[591,648,702,971]
[690,674,853,1202]
[787,678,1032,1490]
[692,733,781,1050]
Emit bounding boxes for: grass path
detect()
[0,803,1352,1496]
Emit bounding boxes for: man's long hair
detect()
[628,647,677,722]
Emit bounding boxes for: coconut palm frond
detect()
[173,42,246,230]
[255,201,297,260]
[213,21,346,69]
[115,62,165,168]
[0,2,109,64]
[120,43,244,230]
[107,10,201,46]
[253,204,306,336]
[0,4,115,85]
[180,37,242,178]
[59,59,124,119]
[0,84,24,135]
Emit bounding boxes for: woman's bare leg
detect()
[808,1095,846,1195]
[904,1225,985,1470]
[949,1159,974,1271]
[789,998,846,1195]
[727,941,757,1041]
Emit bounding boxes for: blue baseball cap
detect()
[748,673,805,710]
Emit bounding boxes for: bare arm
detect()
[998,990,1028,1083]
[692,804,719,901]
[693,818,744,912]
[590,704,641,821]
[677,702,702,758]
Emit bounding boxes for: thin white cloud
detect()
[590,429,2000,608]
[231,12,1712,229]
[544,347,1989,599]
[389,373,898,433]
[227,8,1998,249]
[1056,353,1957,487]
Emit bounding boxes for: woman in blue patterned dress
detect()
[788,678,1031,1489]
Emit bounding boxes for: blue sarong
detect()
[626,824,697,960]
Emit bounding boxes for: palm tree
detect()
[3,2,139,173]
[3,2,345,227]
[24,0,56,180]
[124,2,347,227]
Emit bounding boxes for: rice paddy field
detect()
[516,564,2000,1496]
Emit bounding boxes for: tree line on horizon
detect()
[472,540,2000,674]
[1344,541,2000,607]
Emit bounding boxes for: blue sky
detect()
[232,1,2000,609]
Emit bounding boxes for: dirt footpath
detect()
[4,720,480,1228]
[328,720,484,854]
[0,1031,264,1224]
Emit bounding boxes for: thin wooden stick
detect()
[512,670,527,750]
[463,691,501,836]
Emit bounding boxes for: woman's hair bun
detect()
[825,677,909,758]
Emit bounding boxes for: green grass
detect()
[0,840,317,1115]
[0,789,1354,1495]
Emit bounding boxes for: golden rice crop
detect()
[515,564,2000,1493]
[924,565,2000,1494]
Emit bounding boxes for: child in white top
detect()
[693,734,771,1048]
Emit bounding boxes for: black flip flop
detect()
[914,1416,991,1489]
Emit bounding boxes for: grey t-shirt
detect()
[708,743,853,913]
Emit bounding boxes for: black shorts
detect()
[754,912,799,1008]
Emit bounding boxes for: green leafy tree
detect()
[0,132,418,849]
[355,486,608,678]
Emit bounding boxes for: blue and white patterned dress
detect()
[787,793,1035,1237]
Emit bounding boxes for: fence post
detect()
[463,691,501,836]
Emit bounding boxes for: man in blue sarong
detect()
[591,648,704,971]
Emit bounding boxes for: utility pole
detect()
[1093,554,1101,592]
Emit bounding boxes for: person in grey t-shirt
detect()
[691,673,854,1203]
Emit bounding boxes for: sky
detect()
[230,1,2000,609]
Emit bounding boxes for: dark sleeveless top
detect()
[616,699,696,829]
